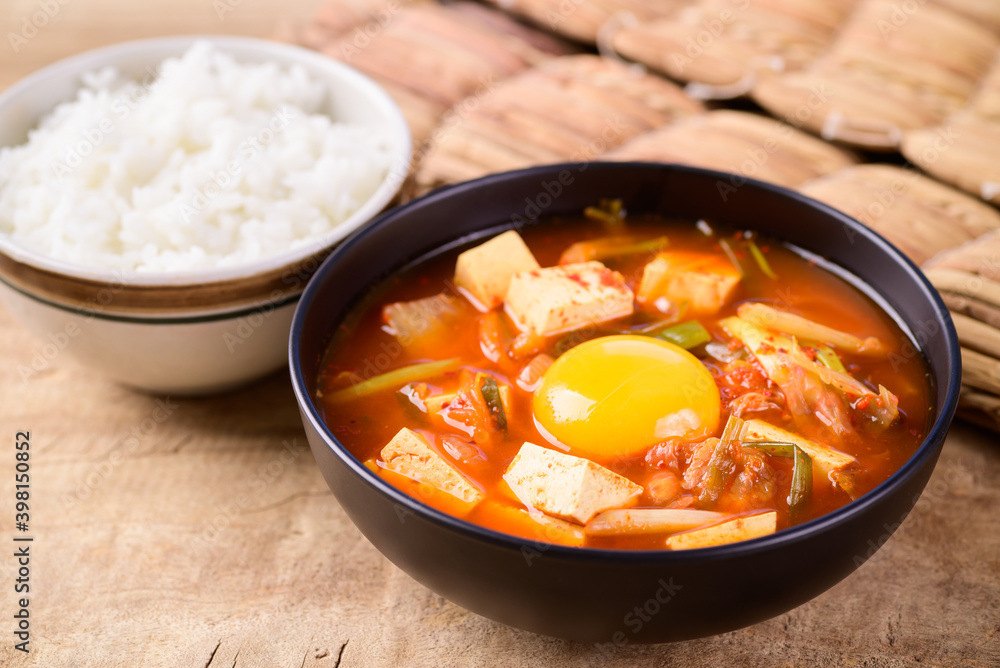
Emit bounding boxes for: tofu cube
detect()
[637,251,741,313]
[381,428,483,505]
[454,230,540,309]
[502,442,643,524]
[504,261,634,337]
[366,459,477,517]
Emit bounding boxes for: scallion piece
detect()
[479,376,507,431]
[699,416,745,503]
[559,235,667,264]
[744,440,797,457]
[656,320,711,349]
[584,198,626,231]
[326,358,460,404]
[698,439,731,504]
[789,444,813,517]
[745,440,812,516]
[815,345,847,373]
[747,239,777,279]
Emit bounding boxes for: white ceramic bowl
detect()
[0,35,411,394]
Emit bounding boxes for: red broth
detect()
[317,215,932,550]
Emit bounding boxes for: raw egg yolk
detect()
[532,335,720,460]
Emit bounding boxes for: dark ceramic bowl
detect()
[289,162,961,643]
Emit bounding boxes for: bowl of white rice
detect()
[0,36,411,394]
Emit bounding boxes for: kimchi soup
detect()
[317,207,931,551]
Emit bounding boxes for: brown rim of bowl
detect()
[0,245,331,317]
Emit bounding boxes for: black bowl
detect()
[289,162,960,643]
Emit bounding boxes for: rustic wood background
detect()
[0,1,998,666]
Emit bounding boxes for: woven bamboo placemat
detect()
[290,1,575,145]
[798,164,1000,265]
[611,0,859,99]
[479,0,687,44]
[902,56,1000,206]
[413,54,704,193]
[752,0,1000,150]
[608,110,858,187]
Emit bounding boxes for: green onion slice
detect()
[699,416,745,503]
[745,440,813,516]
[815,345,847,373]
[584,198,626,231]
[326,358,460,404]
[655,320,712,350]
[789,444,813,516]
[479,376,507,431]
[747,239,777,279]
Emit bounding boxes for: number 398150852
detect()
[15,432,30,521]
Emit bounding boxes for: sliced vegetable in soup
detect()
[318,206,931,550]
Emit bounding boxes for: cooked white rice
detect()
[0,41,392,272]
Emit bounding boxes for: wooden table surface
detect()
[1,2,998,666]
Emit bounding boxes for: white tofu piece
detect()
[504,261,634,337]
[381,428,483,504]
[502,442,643,524]
[665,511,777,550]
[637,251,741,314]
[454,230,540,309]
[585,508,725,536]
